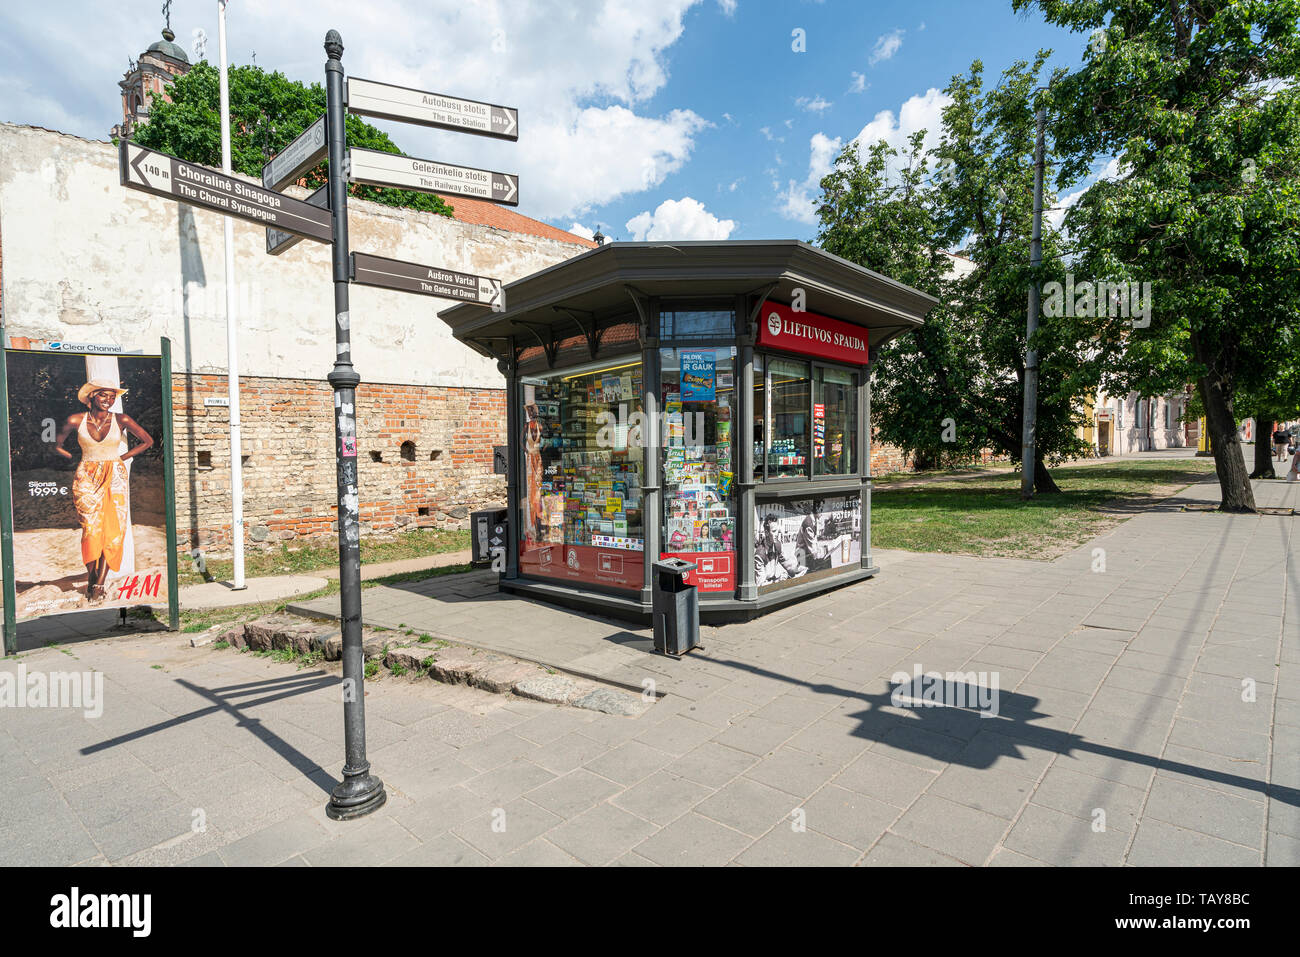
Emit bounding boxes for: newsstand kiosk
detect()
[439,240,936,622]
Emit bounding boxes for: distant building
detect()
[110,20,192,142]
[1088,388,1193,454]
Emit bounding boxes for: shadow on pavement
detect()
[709,658,1300,809]
[80,671,339,795]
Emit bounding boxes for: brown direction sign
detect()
[266,185,330,255]
[119,141,332,244]
[347,76,518,141]
[347,147,518,206]
[351,251,503,307]
[262,113,327,190]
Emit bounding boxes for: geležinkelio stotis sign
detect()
[119,141,332,244]
[346,76,518,140]
[347,147,518,205]
[351,252,503,306]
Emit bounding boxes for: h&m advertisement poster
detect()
[754,494,861,590]
[5,350,173,620]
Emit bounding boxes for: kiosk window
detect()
[814,366,858,475]
[518,360,644,591]
[660,348,737,566]
[659,308,734,341]
[768,357,810,478]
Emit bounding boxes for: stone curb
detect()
[211,615,649,716]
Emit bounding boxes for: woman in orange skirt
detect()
[54,379,155,601]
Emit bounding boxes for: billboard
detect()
[754,494,862,591]
[2,349,176,625]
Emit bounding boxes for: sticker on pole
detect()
[342,437,357,457]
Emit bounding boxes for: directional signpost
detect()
[120,29,521,824]
[261,113,327,190]
[347,147,518,205]
[119,141,332,244]
[347,76,518,140]
[260,113,330,257]
[351,252,503,305]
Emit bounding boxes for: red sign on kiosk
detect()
[661,551,736,593]
[757,301,869,365]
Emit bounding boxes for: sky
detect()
[0,0,1099,243]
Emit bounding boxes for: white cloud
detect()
[625,197,735,241]
[869,29,905,66]
[796,95,832,114]
[717,0,738,16]
[848,72,868,94]
[0,0,712,220]
[850,87,951,165]
[777,131,842,225]
[759,125,782,142]
[568,222,596,241]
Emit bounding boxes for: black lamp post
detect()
[323,28,386,821]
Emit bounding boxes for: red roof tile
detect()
[436,194,596,248]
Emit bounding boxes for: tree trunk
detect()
[1034,455,1061,494]
[1196,375,1256,512]
[1250,416,1276,479]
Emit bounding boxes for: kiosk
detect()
[438,241,937,621]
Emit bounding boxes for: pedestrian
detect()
[1288,444,1300,483]
[1273,426,1291,462]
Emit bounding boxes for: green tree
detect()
[132,61,453,218]
[817,56,1093,490]
[1016,0,1300,511]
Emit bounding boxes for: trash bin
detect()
[470,509,508,569]
[652,557,700,656]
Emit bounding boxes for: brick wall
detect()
[870,437,910,473]
[868,431,1009,475]
[174,373,505,554]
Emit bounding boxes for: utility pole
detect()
[323,29,386,821]
[216,0,246,586]
[1020,104,1046,500]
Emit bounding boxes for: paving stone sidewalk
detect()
[1,472,1295,866]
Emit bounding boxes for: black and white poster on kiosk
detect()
[754,495,861,590]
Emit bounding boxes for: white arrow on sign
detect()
[126,145,171,191]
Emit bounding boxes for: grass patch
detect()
[872,459,1218,559]
[180,528,470,585]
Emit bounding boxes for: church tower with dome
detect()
[110,2,192,140]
